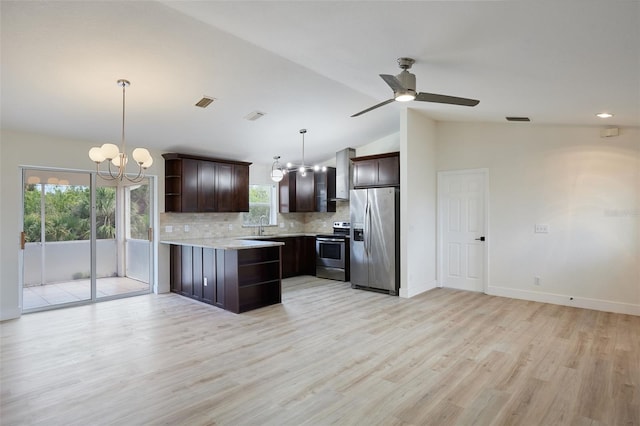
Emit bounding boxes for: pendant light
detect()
[270,129,325,182]
[88,79,153,182]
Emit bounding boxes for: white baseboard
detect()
[1,306,22,321]
[487,285,640,316]
[400,279,438,299]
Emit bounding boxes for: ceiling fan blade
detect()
[415,92,480,107]
[380,74,405,92]
[351,98,395,117]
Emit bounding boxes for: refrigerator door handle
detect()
[364,201,369,253]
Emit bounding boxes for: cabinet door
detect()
[232,165,250,212]
[181,246,194,296]
[215,163,233,212]
[295,171,315,212]
[282,238,298,278]
[353,159,377,188]
[315,168,336,213]
[279,172,296,213]
[198,161,216,212]
[182,159,199,212]
[170,245,182,292]
[202,248,215,304]
[303,236,317,276]
[192,247,204,300]
[377,155,400,186]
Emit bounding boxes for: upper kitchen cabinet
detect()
[279,167,336,213]
[163,153,251,213]
[352,152,400,188]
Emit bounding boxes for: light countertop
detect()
[160,238,285,250]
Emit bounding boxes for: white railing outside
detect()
[23,239,149,286]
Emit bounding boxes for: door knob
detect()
[475,236,486,241]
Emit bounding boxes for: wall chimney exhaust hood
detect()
[332,147,355,201]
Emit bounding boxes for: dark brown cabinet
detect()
[352,152,400,188]
[279,167,336,213]
[260,235,316,278]
[224,247,281,313]
[170,245,223,307]
[163,153,251,213]
[169,244,281,313]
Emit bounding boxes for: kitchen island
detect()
[161,238,284,313]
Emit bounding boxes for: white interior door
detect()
[438,169,488,292]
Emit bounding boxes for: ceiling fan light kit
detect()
[351,57,480,117]
[88,79,153,183]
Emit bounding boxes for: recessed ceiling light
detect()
[596,112,614,118]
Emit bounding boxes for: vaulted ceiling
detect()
[2,1,638,166]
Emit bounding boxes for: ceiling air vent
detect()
[244,111,266,121]
[195,96,215,108]
[506,116,530,122]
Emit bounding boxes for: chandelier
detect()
[271,129,326,183]
[88,79,153,183]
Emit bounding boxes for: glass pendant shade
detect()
[270,156,284,183]
[89,147,106,163]
[271,169,284,182]
[101,143,120,160]
[132,148,151,164]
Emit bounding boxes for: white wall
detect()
[399,109,438,297]
[0,129,164,320]
[355,132,400,157]
[436,122,640,315]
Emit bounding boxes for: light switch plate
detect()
[165,225,173,233]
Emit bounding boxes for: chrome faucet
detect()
[258,215,267,236]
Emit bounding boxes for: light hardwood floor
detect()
[1,276,639,425]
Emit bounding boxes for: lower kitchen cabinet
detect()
[169,244,281,313]
[260,236,316,278]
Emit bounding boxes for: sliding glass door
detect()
[21,170,93,310]
[21,168,153,312]
[95,176,151,299]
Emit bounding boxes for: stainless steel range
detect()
[316,222,350,281]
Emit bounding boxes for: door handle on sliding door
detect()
[20,232,25,250]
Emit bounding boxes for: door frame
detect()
[18,166,157,313]
[436,168,490,293]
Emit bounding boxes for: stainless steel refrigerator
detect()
[350,187,399,295]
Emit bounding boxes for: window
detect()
[243,184,277,226]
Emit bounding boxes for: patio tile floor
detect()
[23,277,149,310]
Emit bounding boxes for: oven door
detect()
[316,238,345,269]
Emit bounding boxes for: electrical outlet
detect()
[165,225,173,233]
[279,222,285,228]
[534,276,541,286]
[184,224,190,232]
[228,224,233,231]
[534,224,549,233]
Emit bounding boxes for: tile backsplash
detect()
[160,201,350,240]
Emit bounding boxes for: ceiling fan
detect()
[351,57,480,117]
